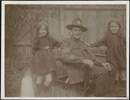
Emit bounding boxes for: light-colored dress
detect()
[20,68,35,97]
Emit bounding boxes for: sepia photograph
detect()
[1,1,129,99]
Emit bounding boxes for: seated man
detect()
[57,18,112,96]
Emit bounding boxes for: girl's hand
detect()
[36,75,43,85]
[44,73,53,87]
[102,62,112,71]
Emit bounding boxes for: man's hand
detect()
[65,78,70,84]
[44,73,53,87]
[82,59,94,68]
[102,62,112,71]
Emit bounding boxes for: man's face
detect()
[71,27,82,39]
[110,22,120,34]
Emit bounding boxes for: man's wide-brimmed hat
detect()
[66,18,88,32]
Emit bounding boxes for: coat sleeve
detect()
[91,34,107,47]
[32,38,41,55]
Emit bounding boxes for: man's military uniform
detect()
[57,18,112,96]
[57,37,91,96]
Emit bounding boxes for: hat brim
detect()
[66,24,88,32]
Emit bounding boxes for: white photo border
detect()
[1,1,129,100]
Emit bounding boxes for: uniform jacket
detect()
[58,37,93,84]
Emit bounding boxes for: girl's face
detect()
[38,26,48,37]
[110,22,120,34]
